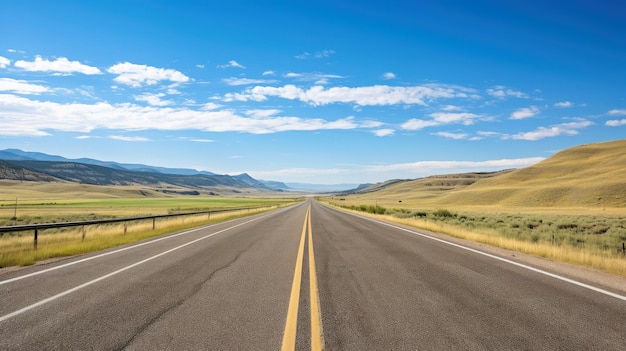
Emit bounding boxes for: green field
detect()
[0,183,301,267]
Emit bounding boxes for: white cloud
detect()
[372,129,395,137]
[487,86,528,99]
[382,72,396,80]
[510,106,539,120]
[295,50,335,59]
[363,158,545,173]
[0,56,10,68]
[401,119,439,130]
[262,70,276,76]
[195,64,205,69]
[284,72,344,84]
[231,84,475,106]
[0,79,49,94]
[401,112,481,131]
[430,112,481,125]
[217,60,245,69]
[14,56,102,75]
[222,77,278,86]
[0,93,367,136]
[133,93,173,106]
[509,120,593,140]
[109,135,150,142]
[606,119,626,127]
[607,109,626,116]
[107,62,190,87]
[433,131,468,140]
[244,109,281,118]
[554,101,573,108]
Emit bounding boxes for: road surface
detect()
[1,200,625,350]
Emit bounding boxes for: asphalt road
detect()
[1,200,625,350]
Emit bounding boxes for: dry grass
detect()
[0,206,280,267]
[329,207,626,276]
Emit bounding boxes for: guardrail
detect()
[0,206,266,249]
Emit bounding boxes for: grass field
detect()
[321,139,626,276]
[0,182,300,267]
[323,201,626,276]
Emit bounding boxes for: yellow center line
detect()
[282,204,324,350]
[281,205,309,351]
[308,206,324,351]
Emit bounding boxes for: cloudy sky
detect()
[1,1,625,184]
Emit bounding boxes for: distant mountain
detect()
[0,159,258,190]
[284,182,360,193]
[260,180,291,191]
[0,149,216,176]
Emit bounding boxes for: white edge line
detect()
[339,207,626,302]
[0,204,296,286]
[0,209,289,323]
[0,207,302,322]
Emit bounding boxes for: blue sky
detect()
[1,0,625,185]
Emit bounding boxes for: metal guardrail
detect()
[0,206,266,249]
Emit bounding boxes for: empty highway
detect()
[1,200,625,350]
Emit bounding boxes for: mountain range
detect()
[0,149,285,193]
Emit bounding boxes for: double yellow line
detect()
[281,205,323,351]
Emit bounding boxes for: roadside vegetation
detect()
[0,197,299,267]
[327,202,626,276]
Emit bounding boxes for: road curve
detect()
[0,199,624,350]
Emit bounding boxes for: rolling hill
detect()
[340,139,626,209]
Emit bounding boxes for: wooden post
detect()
[82,226,86,241]
[34,229,38,250]
[152,218,156,230]
[124,223,128,235]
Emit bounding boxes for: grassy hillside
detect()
[340,139,626,210]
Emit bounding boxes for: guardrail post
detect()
[34,229,38,250]
[622,242,625,256]
[152,218,156,230]
[82,226,86,241]
[124,223,128,235]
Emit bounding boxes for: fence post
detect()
[124,223,128,235]
[152,218,156,230]
[34,229,38,250]
[82,226,86,241]
[622,242,625,256]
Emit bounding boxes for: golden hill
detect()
[341,139,626,209]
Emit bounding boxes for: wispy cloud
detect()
[225,84,476,106]
[247,157,544,183]
[0,56,10,68]
[14,56,102,75]
[487,85,528,99]
[508,120,593,140]
[606,119,626,127]
[0,78,49,94]
[372,129,395,137]
[284,72,344,84]
[222,77,278,86]
[262,70,275,76]
[607,109,626,116]
[133,92,173,106]
[433,131,470,140]
[510,106,539,120]
[295,50,335,59]
[553,101,573,108]
[381,72,396,80]
[217,60,245,69]
[109,135,150,142]
[0,94,370,136]
[401,112,482,131]
[108,62,189,87]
